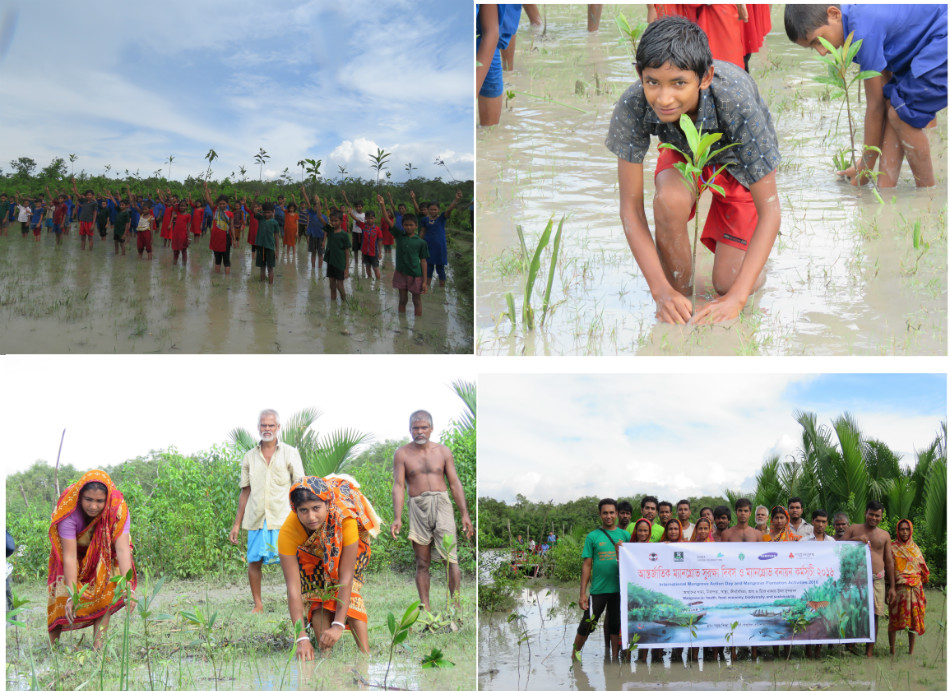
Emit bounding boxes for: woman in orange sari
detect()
[888,519,929,655]
[661,517,682,542]
[47,470,135,649]
[760,506,802,542]
[278,475,381,660]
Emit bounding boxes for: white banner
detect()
[618,541,874,648]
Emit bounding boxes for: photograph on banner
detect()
[620,542,873,649]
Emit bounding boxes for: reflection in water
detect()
[476,4,946,355]
[479,582,892,690]
[0,243,472,353]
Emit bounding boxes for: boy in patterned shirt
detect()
[605,16,781,325]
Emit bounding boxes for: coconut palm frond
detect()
[885,476,915,522]
[304,428,373,478]
[450,379,476,432]
[281,407,322,449]
[754,455,783,509]
[833,413,867,518]
[923,458,946,542]
[229,427,256,453]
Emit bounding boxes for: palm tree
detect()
[450,379,475,433]
[229,408,371,477]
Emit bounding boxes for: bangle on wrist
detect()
[296,635,310,644]
[331,621,345,629]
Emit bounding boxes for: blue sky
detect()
[0,0,473,184]
[479,373,947,503]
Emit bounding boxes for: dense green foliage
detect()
[7,396,476,583]
[479,412,947,589]
[1,162,473,231]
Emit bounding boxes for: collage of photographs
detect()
[0,2,946,690]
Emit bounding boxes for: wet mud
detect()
[0,229,473,353]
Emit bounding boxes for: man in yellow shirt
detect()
[229,409,305,613]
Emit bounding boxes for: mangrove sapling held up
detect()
[659,115,738,313]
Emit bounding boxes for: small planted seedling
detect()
[134,570,172,691]
[659,115,738,312]
[384,600,422,690]
[180,597,221,691]
[615,11,647,59]
[421,646,456,668]
[813,32,882,197]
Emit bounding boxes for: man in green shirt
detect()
[572,498,627,661]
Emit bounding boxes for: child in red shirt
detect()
[169,200,192,265]
[357,211,382,280]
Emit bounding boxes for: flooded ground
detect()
[7,572,475,690]
[0,226,473,353]
[478,575,947,691]
[476,4,947,355]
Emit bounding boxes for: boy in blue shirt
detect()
[410,188,464,289]
[605,16,781,325]
[785,5,947,188]
[299,186,328,273]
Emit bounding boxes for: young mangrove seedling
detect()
[813,32,882,199]
[421,646,456,668]
[384,600,422,690]
[659,114,738,313]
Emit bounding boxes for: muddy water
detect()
[478,579,947,690]
[0,233,472,353]
[476,4,947,355]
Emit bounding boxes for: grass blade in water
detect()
[540,216,565,326]
[522,218,554,329]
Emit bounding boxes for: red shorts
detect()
[655,147,757,253]
[393,270,424,294]
[79,221,94,237]
[137,229,152,253]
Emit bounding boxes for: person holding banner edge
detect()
[572,498,627,662]
[841,501,896,658]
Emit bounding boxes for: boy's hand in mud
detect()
[654,287,693,324]
[689,293,745,324]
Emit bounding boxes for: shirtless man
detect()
[711,505,731,541]
[721,498,759,542]
[391,410,474,610]
[842,501,896,657]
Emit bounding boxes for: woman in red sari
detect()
[661,517,682,542]
[47,470,136,649]
[888,519,929,655]
[631,518,653,543]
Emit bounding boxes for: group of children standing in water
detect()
[0,181,468,317]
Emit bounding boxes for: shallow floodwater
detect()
[476,4,947,355]
[478,569,947,690]
[0,231,472,353]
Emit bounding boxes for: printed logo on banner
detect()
[738,553,745,560]
[648,553,658,561]
[759,552,778,560]
[674,552,684,562]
